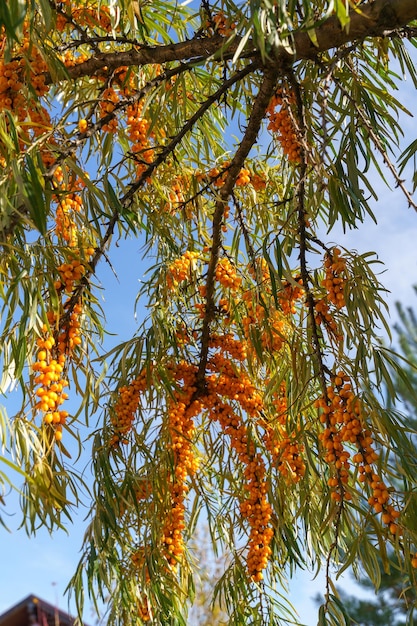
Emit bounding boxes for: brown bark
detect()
[53,0,417,84]
[294,0,417,60]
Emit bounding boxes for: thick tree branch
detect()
[196,69,278,389]
[46,0,417,86]
[292,0,417,59]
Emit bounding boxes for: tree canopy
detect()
[2,1,417,624]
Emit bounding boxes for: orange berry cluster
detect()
[131,546,150,575]
[0,30,48,117]
[314,247,348,342]
[59,50,89,68]
[203,339,273,580]
[166,250,200,291]
[108,363,200,569]
[209,333,247,362]
[32,239,92,441]
[240,262,306,358]
[128,546,151,621]
[215,257,242,291]
[56,258,85,292]
[138,598,151,623]
[315,372,401,530]
[0,57,25,115]
[204,404,272,581]
[314,297,343,343]
[113,66,137,96]
[247,257,271,287]
[322,248,347,309]
[266,90,301,163]
[52,302,83,356]
[56,1,112,33]
[239,458,274,582]
[32,271,86,440]
[205,12,236,37]
[165,177,185,213]
[162,363,201,568]
[126,102,153,180]
[52,167,87,247]
[278,277,304,315]
[262,383,306,483]
[109,371,148,446]
[100,87,119,133]
[207,161,251,188]
[241,294,286,356]
[250,172,267,191]
[0,26,54,169]
[32,331,69,441]
[235,167,251,186]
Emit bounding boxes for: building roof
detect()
[0,594,90,626]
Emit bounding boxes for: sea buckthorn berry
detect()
[55,429,63,442]
[202,346,274,578]
[250,172,267,191]
[99,87,119,133]
[78,119,88,133]
[314,297,343,343]
[261,382,306,484]
[235,167,251,186]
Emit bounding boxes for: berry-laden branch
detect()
[41,0,417,88]
[58,62,258,332]
[196,69,279,390]
[121,61,259,206]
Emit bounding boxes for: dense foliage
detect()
[1,1,417,624]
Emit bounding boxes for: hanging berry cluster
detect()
[207,161,254,188]
[204,335,272,582]
[314,372,401,533]
[314,247,348,343]
[32,332,69,442]
[262,382,306,483]
[166,250,200,291]
[0,24,52,168]
[266,89,301,163]
[126,102,153,180]
[109,371,148,447]
[30,183,93,443]
[162,363,201,568]
[107,335,287,581]
[131,547,151,621]
[322,247,347,309]
[215,257,242,291]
